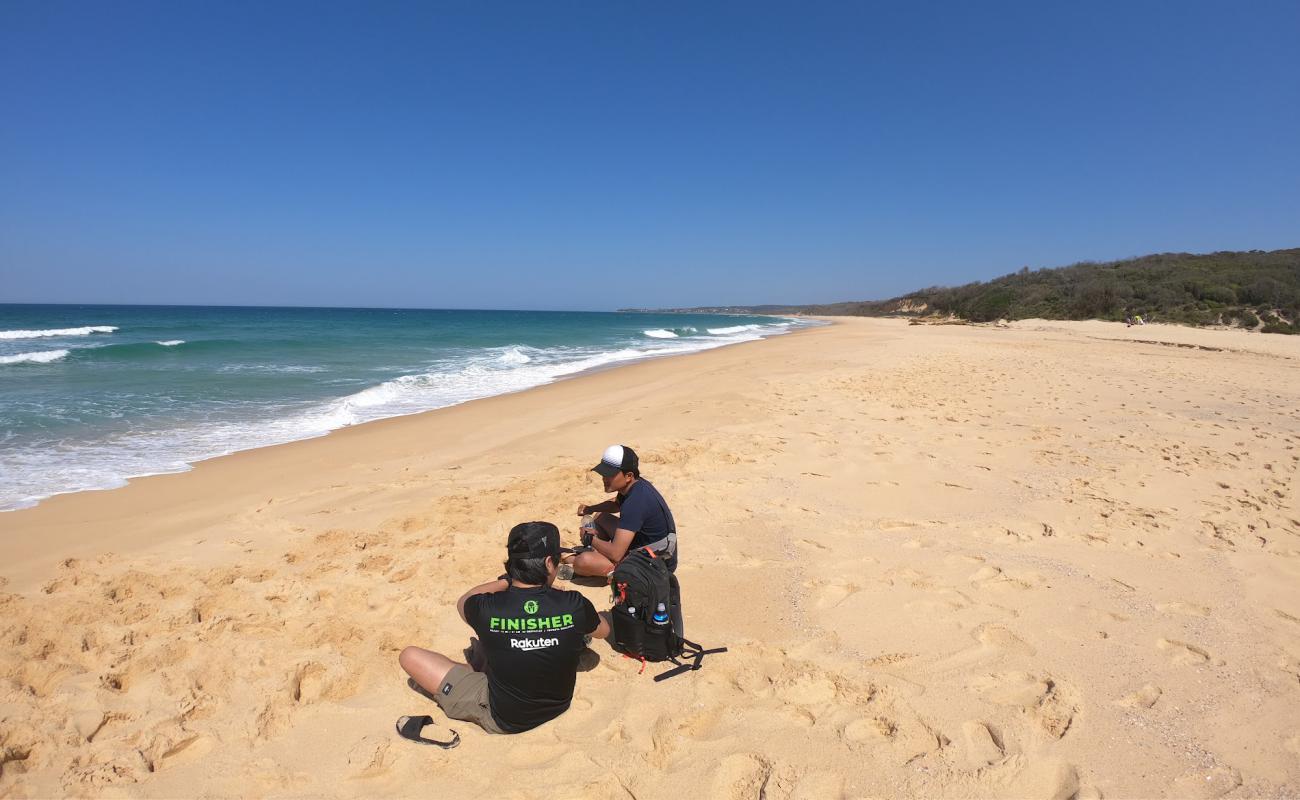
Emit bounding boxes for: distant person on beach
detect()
[398,521,609,735]
[565,444,678,577]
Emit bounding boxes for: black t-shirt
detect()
[463,585,599,733]
[614,478,675,550]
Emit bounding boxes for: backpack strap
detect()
[652,638,729,682]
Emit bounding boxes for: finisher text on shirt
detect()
[489,614,576,631]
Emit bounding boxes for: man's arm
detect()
[591,610,612,640]
[457,578,508,624]
[578,500,619,515]
[591,528,635,566]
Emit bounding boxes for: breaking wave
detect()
[0,349,69,365]
[0,325,118,340]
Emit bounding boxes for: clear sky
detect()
[2,1,1298,310]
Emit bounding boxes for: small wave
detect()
[496,346,533,365]
[706,324,763,335]
[218,364,328,374]
[0,349,70,365]
[0,325,118,340]
[645,326,700,339]
[156,340,185,347]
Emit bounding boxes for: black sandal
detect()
[395,715,460,748]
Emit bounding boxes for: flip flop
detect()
[395,715,460,748]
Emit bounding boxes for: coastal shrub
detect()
[1199,285,1237,305]
[1261,321,1298,335]
[966,289,1015,322]
[1235,310,1260,328]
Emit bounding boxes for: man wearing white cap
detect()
[566,444,678,578]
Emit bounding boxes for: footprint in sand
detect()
[710,753,773,800]
[1156,601,1211,617]
[843,716,897,743]
[674,705,725,739]
[972,672,1077,739]
[346,735,395,778]
[796,538,829,551]
[598,719,630,744]
[961,720,1005,768]
[876,519,919,531]
[812,581,860,610]
[976,624,1036,655]
[1157,638,1214,666]
[1116,684,1163,708]
[777,674,838,706]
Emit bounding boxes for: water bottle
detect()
[651,602,669,627]
[580,513,596,546]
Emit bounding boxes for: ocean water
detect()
[0,305,810,511]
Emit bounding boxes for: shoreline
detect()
[0,317,816,517]
[0,320,829,585]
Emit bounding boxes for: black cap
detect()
[506,521,560,560]
[592,444,638,478]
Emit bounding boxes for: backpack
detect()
[608,546,726,681]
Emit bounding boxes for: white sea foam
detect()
[0,349,70,365]
[644,329,678,338]
[496,346,534,365]
[156,340,185,347]
[706,324,763,335]
[0,325,118,340]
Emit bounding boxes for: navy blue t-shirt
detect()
[615,478,675,550]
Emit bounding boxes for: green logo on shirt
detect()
[524,599,539,614]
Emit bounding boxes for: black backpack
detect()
[608,546,726,681]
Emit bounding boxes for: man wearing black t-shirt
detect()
[399,521,610,734]
[566,444,678,578]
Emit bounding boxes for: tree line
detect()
[789,248,1300,333]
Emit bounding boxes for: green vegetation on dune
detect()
[883,249,1300,331]
[660,249,1300,334]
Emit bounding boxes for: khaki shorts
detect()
[434,665,506,734]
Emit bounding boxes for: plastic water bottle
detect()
[652,602,669,627]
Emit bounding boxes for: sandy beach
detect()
[2,316,1298,799]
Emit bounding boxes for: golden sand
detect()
[2,317,1298,798]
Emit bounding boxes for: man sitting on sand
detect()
[399,521,609,734]
[565,444,678,577]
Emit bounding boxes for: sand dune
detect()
[2,317,1298,798]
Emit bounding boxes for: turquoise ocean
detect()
[0,305,810,511]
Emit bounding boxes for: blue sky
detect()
[2,1,1298,310]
